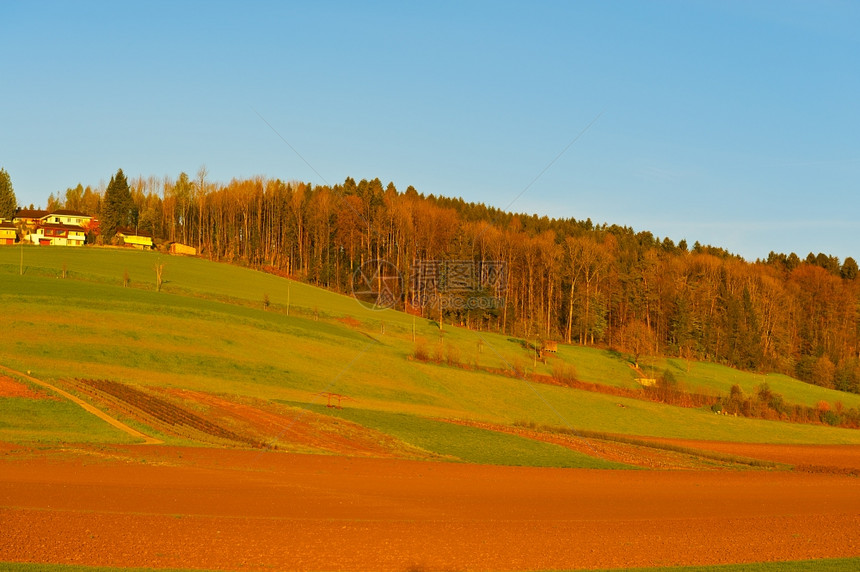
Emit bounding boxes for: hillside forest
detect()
[35,168,860,394]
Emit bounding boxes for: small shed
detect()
[170,242,197,256]
[542,341,558,353]
[116,228,154,250]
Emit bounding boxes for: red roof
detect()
[15,209,49,219]
[49,209,91,217]
[0,221,16,230]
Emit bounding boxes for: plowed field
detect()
[0,376,49,400]
[1,444,859,571]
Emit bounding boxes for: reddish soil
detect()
[1,444,859,571]
[0,375,50,399]
[337,316,363,328]
[158,388,437,459]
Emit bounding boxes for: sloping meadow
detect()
[3,247,860,463]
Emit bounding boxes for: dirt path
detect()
[1,446,859,571]
[0,364,162,445]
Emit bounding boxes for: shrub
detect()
[661,368,677,387]
[413,340,429,362]
[768,393,787,416]
[551,362,578,386]
[793,404,808,423]
[511,358,525,378]
[433,344,444,363]
[445,343,461,366]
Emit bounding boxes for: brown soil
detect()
[0,375,50,399]
[337,316,363,328]
[1,445,859,571]
[158,388,437,459]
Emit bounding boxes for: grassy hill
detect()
[3,246,860,463]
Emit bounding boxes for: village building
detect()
[27,223,87,246]
[42,209,93,228]
[13,208,93,246]
[0,220,17,245]
[12,209,50,230]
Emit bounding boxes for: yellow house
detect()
[116,228,154,250]
[0,220,16,245]
[41,209,93,228]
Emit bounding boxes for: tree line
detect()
[46,168,860,394]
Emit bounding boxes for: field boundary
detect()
[0,364,162,445]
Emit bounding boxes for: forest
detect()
[42,168,860,394]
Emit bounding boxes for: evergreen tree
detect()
[841,257,859,280]
[102,168,133,238]
[0,168,17,219]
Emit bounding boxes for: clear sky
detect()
[2,0,858,261]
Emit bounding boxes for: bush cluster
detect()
[711,383,860,428]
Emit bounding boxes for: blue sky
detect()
[2,0,858,261]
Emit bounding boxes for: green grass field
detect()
[3,246,860,454]
[292,401,631,468]
[0,397,137,445]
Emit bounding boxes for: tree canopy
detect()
[0,167,17,219]
[101,169,133,238]
[45,171,860,395]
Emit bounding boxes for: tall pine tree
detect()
[0,168,17,219]
[102,168,133,239]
